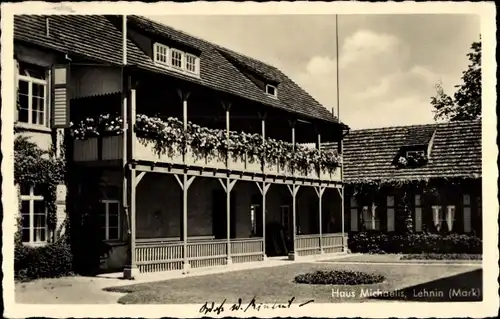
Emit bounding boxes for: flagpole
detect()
[336,14,346,252]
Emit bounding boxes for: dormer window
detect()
[266,84,277,97]
[171,48,183,69]
[154,43,169,66]
[406,150,425,158]
[153,42,200,76]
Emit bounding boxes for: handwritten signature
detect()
[199,296,314,314]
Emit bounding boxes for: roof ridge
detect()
[348,119,481,133]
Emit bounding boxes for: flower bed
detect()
[294,270,385,285]
[70,113,341,174]
[348,232,482,254]
[400,253,482,260]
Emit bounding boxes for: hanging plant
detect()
[69,113,342,173]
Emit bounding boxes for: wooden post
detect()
[256,182,270,260]
[183,174,189,272]
[219,178,236,264]
[315,187,325,254]
[317,130,322,178]
[174,173,196,273]
[222,101,232,168]
[289,120,296,151]
[340,187,345,251]
[287,184,300,260]
[177,89,191,163]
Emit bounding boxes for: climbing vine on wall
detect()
[14,135,66,240]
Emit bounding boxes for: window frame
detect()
[265,84,278,98]
[20,185,48,245]
[250,204,260,236]
[153,42,170,67]
[99,199,121,241]
[431,205,445,231]
[406,150,425,158]
[185,53,199,74]
[17,65,49,128]
[170,48,185,70]
[362,205,380,231]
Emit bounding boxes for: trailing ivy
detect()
[14,135,66,240]
[70,113,342,174]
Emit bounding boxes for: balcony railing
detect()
[73,135,341,181]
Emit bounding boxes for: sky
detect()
[149,14,480,129]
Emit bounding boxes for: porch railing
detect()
[135,237,264,273]
[73,136,342,182]
[295,233,346,257]
[231,238,264,264]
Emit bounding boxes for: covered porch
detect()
[74,167,346,275]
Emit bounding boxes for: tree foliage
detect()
[431,38,481,122]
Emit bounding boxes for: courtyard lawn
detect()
[104,263,482,304]
[323,254,483,264]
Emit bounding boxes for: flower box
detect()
[245,154,262,173]
[263,158,280,175]
[204,151,226,169]
[228,153,246,171]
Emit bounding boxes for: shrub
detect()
[348,231,482,254]
[294,270,385,285]
[15,240,74,281]
[400,253,482,260]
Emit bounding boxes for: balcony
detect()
[71,114,342,182]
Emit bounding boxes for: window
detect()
[350,196,358,231]
[153,43,169,66]
[153,43,200,76]
[387,196,395,232]
[406,150,425,158]
[17,63,48,127]
[446,205,456,232]
[250,204,260,236]
[432,205,444,231]
[266,84,277,97]
[362,205,380,230]
[99,200,120,240]
[20,185,47,244]
[414,194,422,232]
[171,49,184,69]
[463,194,472,233]
[186,53,198,74]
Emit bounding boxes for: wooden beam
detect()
[226,177,232,264]
[218,178,227,192]
[186,175,196,190]
[182,173,190,272]
[255,182,263,195]
[135,171,146,187]
[174,174,183,191]
[228,179,237,193]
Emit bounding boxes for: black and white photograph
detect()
[1,2,497,318]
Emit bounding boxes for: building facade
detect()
[13,15,348,278]
[333,121,482,237]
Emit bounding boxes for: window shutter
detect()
[350,208,358,231]
[387,208,395,231]
[51,64,70,128]
[463,207,471,233]
[415,207,422,232]
[446,205,455,232]
[15,58,19,121]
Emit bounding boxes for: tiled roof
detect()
[14,15,342,125]
[328,120,482,184]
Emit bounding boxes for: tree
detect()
[431,38,481,122]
